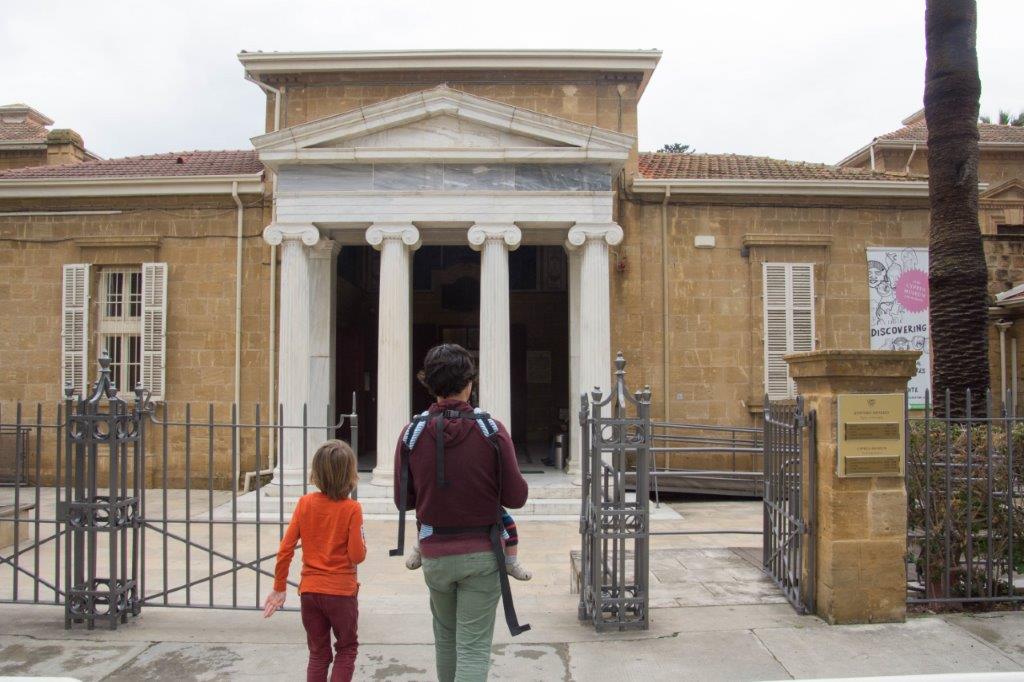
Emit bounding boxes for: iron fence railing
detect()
[906,389,1024,607]
[763,397,815,614]
[648,421,764,500]
[1,354,358,618]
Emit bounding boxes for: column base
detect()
[369,469,394,488]
[268,468,309,491]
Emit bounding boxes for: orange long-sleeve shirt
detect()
[273,493,367,596]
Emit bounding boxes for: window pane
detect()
[128,272,143,318]
[127,334,141,391]
[105,272,124,318]
[104,335,122,388]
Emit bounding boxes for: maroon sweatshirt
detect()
[392,399,528,559]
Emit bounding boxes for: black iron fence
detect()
[0,354,358,622]
[762,397,815,614]
[906,389,1023,607]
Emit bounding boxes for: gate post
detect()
[786,350,919,624]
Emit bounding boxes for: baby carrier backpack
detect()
[390,407,531,636]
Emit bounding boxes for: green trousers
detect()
[422,551,501,682]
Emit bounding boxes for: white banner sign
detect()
[867,247,930,408]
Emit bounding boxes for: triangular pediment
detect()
[320,113,568,150]
[981,178,1024,202]
[252,84,634,167]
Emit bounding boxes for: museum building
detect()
[1,49,1023,488]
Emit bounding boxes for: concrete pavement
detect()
[3,500,1024,680]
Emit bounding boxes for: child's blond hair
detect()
[310,440,359,500]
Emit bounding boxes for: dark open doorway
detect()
[335,246,379,470]
[411,245,569,461]
[336,243,569,470]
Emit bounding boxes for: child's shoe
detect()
[405,543,422,570]
[506,558,532,581]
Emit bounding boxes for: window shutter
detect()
[140,262,168,401]
[61,264,90,396]
[763,263,815,399]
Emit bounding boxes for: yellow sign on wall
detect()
[837,393,905,477]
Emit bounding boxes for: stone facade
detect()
[1,50,1023,487]
[0,194,272,486]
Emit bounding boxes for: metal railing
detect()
[906,389,1023,607]
[577,354,652,632]
[649,421,764,500]
[762,397,815,614]
[1,353,358,617]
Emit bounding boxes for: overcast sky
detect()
[2,1,1020,165]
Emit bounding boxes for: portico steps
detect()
[215,471,681,522]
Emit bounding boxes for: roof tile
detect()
[0,150,263,180]
[637,153,920,181]
[877,120,1024,144]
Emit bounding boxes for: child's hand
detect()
[263,590,286,618]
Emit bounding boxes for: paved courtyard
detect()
[4,499,1024,680]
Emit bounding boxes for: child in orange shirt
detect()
[263,440,366,682]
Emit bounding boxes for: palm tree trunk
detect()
[925,0,989,417]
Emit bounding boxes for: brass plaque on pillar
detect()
[837,393,905,478]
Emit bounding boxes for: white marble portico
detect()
[257,85,632,487]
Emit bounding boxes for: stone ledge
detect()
[742,233,833,249]
[785,349,920,380]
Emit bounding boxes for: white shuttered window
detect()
[61,264,90,395]
[763,263,815,399]
[140,262,168,401]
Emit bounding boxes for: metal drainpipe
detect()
[904,143,918,175]
[661,186,671,423]
[997,320,1012,410]
[242,73,283,490]
[231,181,244,490]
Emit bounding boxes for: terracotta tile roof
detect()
[876,120,1024,145]
[0,119,49,143]
[637,152,921,181]
[0,150,263,180]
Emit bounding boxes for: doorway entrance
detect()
[336,243,569,471]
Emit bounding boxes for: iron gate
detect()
[577,354,652,631]
[1,352,357,625]
[762,396,816,614]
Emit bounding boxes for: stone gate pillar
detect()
[786,349,920,624]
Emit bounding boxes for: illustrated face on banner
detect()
[867,247,931,408]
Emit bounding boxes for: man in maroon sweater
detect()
[392,344,528,682]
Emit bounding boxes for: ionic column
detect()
[366,223,421,487]
[308,239,341,454]
[263,223,320,485]
[468,223,521,428]
[566,247,582,476]
[565,222,623,478]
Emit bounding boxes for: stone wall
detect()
[265,70,640,138]
[612,192,932,433]
[0,193,274,487]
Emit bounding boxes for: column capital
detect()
[263,223,320,247]
[468,223,522,252]
[565,222,624,251]
[365,222,421,251]
[309,238,341,260]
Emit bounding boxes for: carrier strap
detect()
[389,407,531,636]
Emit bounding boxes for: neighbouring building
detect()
[1,49,1022,490]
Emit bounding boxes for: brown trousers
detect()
[300,592,359,682]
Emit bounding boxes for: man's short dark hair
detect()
[417,344,477,398]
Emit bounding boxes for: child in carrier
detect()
[263,440,366,682]
[405,508,532,581]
